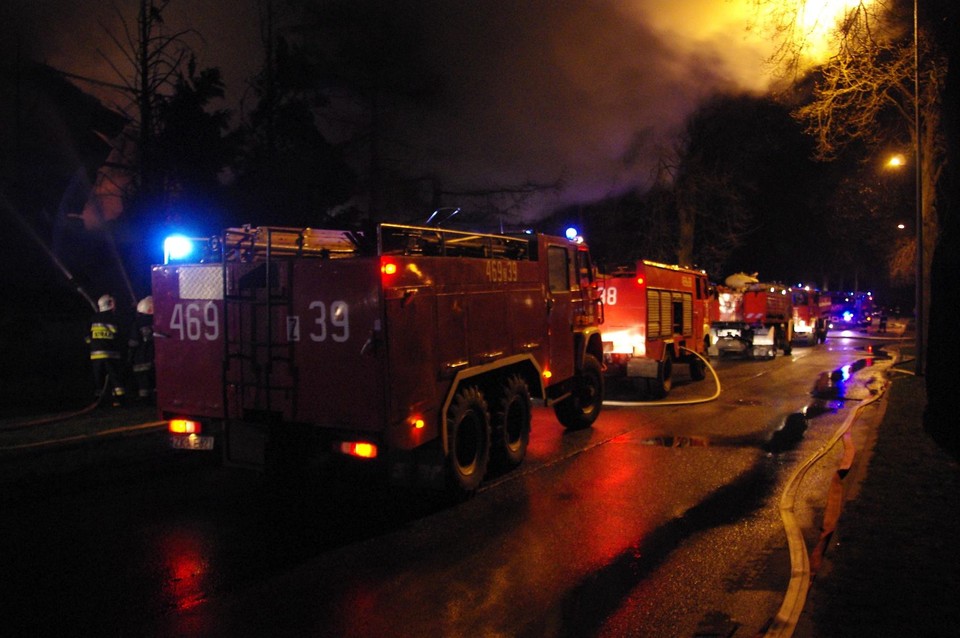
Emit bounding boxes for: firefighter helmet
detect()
[98,294,116,312]
[136,296,154,315]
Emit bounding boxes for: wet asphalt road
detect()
[0,337,892,637]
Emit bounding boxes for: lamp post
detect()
[913,0,925,376]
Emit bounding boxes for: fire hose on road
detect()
[603,346,722,408]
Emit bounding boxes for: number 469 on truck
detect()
[153,223,605,496]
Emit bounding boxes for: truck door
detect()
[545,244,576,378]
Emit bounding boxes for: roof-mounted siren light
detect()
[163,234,195,264]
[564,226,584,244]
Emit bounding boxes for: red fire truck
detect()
[790,287,830,345]
[153,223,605,495]
[600,261,711,397]
[709,274,793,359]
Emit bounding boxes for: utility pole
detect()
[913,0,925,375]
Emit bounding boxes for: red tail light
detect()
[339,441,378,459]
[169,419,202,435]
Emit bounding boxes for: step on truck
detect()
[599,261,711,398]
[709,273,793,359]
[154,223,605,495]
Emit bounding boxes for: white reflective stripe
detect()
[178,265,223,300]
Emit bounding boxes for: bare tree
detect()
[752,0,947,369]
[96,0,207,212]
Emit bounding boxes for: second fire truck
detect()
[154,223,605,496]
[600,260,711,398]
[790,287,830,345]
[709,273,794,359]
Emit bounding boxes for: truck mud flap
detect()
[224,420,267,469]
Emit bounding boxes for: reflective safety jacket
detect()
[88,310,123,360]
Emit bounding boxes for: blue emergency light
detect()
[163,234,195,264]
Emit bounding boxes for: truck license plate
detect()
[170,434,215,451]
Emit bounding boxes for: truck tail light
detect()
[636,276,645,286]
[339,441,378,459]
[381,259,398,276]
[169,419,202,435]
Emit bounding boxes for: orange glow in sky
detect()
[621,0,877,89]
[796,0,877,63]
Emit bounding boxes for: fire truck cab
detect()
[153,223,605,495]
[600,261,710,398]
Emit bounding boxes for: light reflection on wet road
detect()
[0,337,892,637]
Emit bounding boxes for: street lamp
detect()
[886,154,906,168]
[885,143,922,375]
[912,0,924,375]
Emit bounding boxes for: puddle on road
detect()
[640,349,889,453]
[632,414,810,454]
[812,359,874,400]
[638,411,808,453]
[802,400,843,418]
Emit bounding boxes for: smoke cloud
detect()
[4,0,782,214]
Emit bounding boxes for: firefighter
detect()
[87,294,127,407]
[128,296,156,404]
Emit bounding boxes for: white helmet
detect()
[136,296,154,315]
[98,294,116,312]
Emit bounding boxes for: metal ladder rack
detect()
[222,227,300,421]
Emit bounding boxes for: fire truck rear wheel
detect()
[446,387,492,494]
[555,354,604,430]
[648,357,673,399]
[492,375,532,469]
[688,354,706,381]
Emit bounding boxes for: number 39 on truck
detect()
[153,223,605,496]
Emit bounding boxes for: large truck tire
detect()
[555,354,603,430]
[491,375,531,470]
[687,354,706,381]
[780,326,793,355]
[647,356,673,398]
[446,386,491,495]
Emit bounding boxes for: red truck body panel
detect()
[153,223,604,489]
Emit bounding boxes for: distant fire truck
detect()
[709,273,793,359]
[790,287,830,345]
[600,261,711,397]
[153,223,605,495]
[829,291,875,329]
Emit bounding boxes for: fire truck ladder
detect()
[222,227,301,421]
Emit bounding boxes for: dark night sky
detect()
[2,0,806,215]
